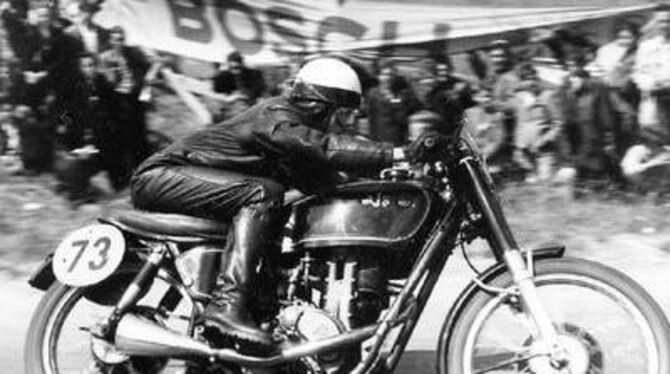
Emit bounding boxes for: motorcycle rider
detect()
[130,56,447,349]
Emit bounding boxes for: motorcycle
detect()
[24,126,670,374]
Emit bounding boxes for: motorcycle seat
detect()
[99,209,229,243]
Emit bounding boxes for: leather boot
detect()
[203,204,279,348]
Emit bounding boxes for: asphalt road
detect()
[3,234,670,374]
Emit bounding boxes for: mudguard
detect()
[436,244,565,372]
[27,253,55,291]
[27,252,147,306]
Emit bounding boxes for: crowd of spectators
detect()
[3,1,670,204]
[354,6,670,196]
[0,0,152,204]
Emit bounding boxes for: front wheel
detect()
[439,257,670,374]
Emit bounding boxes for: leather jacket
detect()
[136,96,394,191]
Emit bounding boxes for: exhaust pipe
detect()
[114,313,377,366]
[115,314,216,357]
[212,324,377,366]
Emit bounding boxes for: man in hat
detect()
[212,51,266,120]
[99,26,150,189]
[68,1,109,54]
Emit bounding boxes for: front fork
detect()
[503,250,566,369]
[461,157,566,370]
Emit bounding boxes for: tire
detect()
[24,272,186,374]
[24,282,85,374]
[439,257,670,374]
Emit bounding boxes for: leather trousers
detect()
[131,165,285,221]
[131,165,285,347]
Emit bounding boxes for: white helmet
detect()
[291,57,362,108]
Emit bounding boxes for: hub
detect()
[521,323,603,374]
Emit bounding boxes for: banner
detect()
[96,0,656,65]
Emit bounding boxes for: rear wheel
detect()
[439,257,670,374]
[24,275,193,374]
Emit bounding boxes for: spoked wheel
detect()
[24,275,193,374]
[439,258,670,374]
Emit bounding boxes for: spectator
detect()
[67,2,109,54]
[463,87,506,165]
[54,53,115,203]
[99,26,151,186]
[632,7,670,146]
[69,52,115,151]
[268,54,303,97]
[3,7,79,175]
[0,59,23,122]
[560,54,634,193]
[213,51,266,120]
[80,52,126,191]
[13,103,53,175]
[621,8,670,190]
[43,16,85,98]
[0,0,40,71]
[13,116,51,176]
[1,6,52,108]
[364,59,421,146]
[0,60,14,104]
[481,40,521,165]
[590,22,640,107]
[511,63,563,183]
[38,16,86,152]
[484,40,520,114]
[424,56,476,135]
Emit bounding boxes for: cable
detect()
[459,232,482,277]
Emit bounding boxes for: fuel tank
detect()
[291,180,444,252]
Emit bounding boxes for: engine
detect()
[275,248,390,373]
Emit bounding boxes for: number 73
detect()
[67,237,111,273]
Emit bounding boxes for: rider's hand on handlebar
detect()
[404,131,451,164]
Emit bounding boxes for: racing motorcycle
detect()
[24,126,670,374]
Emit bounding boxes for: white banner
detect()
[96,0,655,65]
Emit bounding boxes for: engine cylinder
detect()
[312,249,389,328]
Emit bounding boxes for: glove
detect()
[405,131,451,163]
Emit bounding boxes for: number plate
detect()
[52,224,126,287]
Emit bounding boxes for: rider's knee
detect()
[245,178,284,208]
